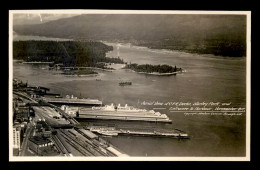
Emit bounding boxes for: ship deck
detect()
[76,115,172,123]
[79,110,166,117]
[45,98,102,105]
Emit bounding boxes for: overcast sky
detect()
[13,13,80,25]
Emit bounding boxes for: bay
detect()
[12,34,246,156]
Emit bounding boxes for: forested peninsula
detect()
[13,41,125,68]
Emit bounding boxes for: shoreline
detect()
[61,67,114,72]
[63,74,98,77]
[13,33,246,58]
[123,68,184,76]
[22,61,54,64]
[136,71,177,76]
[103,41,246,59]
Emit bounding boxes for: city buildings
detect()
[28,136,55,156]
[13,126,21,150]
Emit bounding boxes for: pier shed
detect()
[78,129,98,139]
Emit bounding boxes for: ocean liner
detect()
[74,103,172,123]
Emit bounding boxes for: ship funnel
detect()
[118,104,121,107]
[125,104,128,107]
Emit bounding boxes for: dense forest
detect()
[124,63,182,73]
[13,40,124,67]
[137,38,246,57]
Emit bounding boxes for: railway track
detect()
[52,134,71,156]
[59,132,92,156]
[59,129,108,156]
[59,130,94,156]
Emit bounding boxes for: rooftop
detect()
[29,136,51,145]
[37,120,50,130]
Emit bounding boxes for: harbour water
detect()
[12,34,246,156]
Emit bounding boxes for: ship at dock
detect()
[119,82,132,86]
[43,95,102,106]
[74,103,172,123]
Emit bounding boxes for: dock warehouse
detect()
[28,136,54,155]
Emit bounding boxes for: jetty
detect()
[44,95,102,106]
[86,126,189,139]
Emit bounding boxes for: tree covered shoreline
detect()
[124,63,182,74]
[13,40,125,68]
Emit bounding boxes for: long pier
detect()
[87,126,189,139]
[44,98,102,106]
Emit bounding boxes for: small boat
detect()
[55,95,63,98]
[180,133,189,137]
[119,82,132,86]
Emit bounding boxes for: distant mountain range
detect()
[13,14,247,57]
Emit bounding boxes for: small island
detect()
[124,63,183,75]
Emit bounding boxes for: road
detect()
[19,121,34,156]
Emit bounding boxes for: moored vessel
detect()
[76,103,172,123]
[44,94,102,106]
[119,82,132,86]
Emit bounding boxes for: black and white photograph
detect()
[9,10,251,161]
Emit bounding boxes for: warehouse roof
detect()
[29,136,51,145]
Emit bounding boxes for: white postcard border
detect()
[9,10,251,162]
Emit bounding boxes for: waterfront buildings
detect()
[13,126,21,150]
[28,136,56,156]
